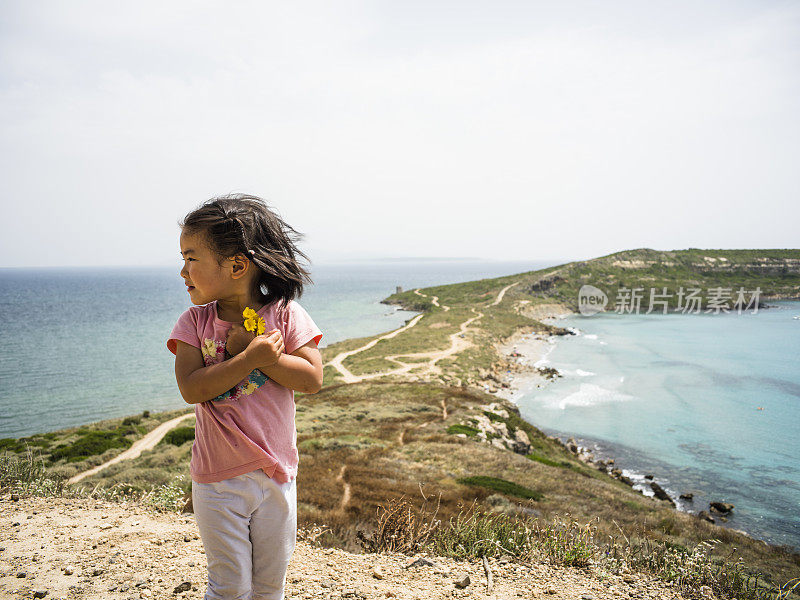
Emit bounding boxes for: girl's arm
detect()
[227,325,323,394]
[255,341,323,394]
[174,340,259,405]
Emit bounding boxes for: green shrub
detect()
[446,424,480,437]
[425,504,535,559]
[456,475,543,501]
[49,430,132,463]
[0,446,66,497]
[623,500,647,512]
[0,438,22,453]
[527,453,572,469]
[482,410,506,423]
[531,514,598,567]
[658,517,678,536]
[122,416,141,426]
[162,426,195,446]
[140,474,188,512]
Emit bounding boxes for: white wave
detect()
[545,383,635,410]
[575,369,595,376]
[583,334,598,340]
[533,342,557,368]
[599,341,608,345]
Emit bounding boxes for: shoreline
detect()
[489,308,788,551]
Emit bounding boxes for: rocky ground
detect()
[0,495,696,600]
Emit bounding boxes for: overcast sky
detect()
[1,1,798,268]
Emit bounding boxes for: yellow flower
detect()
[257,319,266,335]
[244,318,257,332]
[242,306,258,320]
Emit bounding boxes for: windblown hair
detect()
[178,193,313,312]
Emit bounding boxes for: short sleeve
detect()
[282,301,323,355]
[167,308,201,355]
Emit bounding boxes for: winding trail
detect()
[414,289,449,311]
[324,282,520,384]
[336,464,351,512]
[67,413,195,485]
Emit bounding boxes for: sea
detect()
[512,303,800,551]
[0,261,797,551]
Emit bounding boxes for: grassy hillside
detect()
[3,247,799,598]
[507,248,800,313]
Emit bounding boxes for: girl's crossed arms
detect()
[174,327,322,405]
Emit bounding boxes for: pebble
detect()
[405,557,436,569]
[173,581,192,593]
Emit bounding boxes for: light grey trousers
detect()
[192,468,297,600]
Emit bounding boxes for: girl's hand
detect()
[225,324,256,357]
[243,329,284,369]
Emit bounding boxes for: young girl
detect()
[166,193,323,600]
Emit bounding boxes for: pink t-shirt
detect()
[166,299,323,484]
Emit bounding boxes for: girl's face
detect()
[179,231,232,305]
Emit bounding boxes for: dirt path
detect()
[326,312,426,384]
[67,413,194,485]
[336,465,351,512]
[325,283,519,384]
[414,288,449,311]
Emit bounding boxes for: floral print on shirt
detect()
[200,337,269,403]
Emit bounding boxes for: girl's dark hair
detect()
[179,193,313,312]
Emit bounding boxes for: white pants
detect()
[192,468,297,600]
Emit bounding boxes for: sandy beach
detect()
[492,303,575,404]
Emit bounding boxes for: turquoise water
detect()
[515,301,800,550]
[0,259,550,440]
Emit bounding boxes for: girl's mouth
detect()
[187,285,195,291]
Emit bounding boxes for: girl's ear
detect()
[230,254,250,277]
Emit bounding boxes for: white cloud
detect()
[0,1,798,267]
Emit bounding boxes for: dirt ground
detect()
[0,494,693,600]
